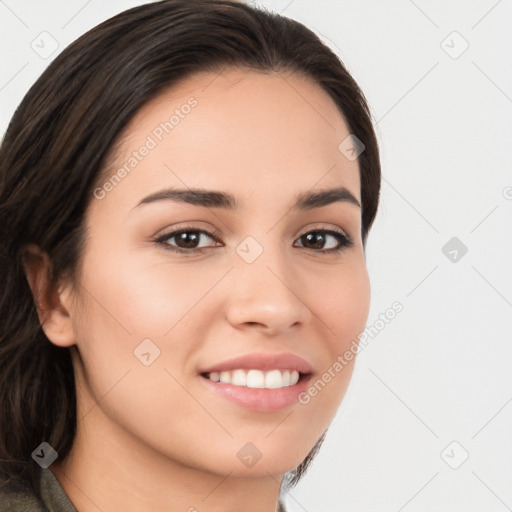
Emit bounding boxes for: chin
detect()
[198,436,316,479]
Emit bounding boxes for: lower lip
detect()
[199,374,312,413]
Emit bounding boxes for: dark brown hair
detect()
[0,0,380,501]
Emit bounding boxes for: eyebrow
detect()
[132,186,361,211]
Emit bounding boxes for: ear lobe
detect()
[21,243,76,347]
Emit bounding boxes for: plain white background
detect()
[1,1,511,511]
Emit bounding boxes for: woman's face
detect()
[65,68,370,477]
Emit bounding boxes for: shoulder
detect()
[0,467,77,512]
[0,476,47,511]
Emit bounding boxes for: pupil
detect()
[178,232,199,248]
[304,232,324,249]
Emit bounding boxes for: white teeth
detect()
[246,369,265,388]
[205,369,302,389]
[265,369,283,389]
[231,369,247,386]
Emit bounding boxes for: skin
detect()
[23,68,371,512]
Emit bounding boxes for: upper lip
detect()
[199,352,313,374]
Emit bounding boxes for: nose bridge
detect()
[225,234,311,333]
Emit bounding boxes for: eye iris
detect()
[302,231,326,249]
[177,232,200,248]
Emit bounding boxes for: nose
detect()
[225,253,312,336]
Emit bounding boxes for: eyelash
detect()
[154,224,354,255]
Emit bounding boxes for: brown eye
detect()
[294,229,352,253]
[172,231,202,249]
[156,227,222,253]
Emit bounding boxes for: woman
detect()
[0,0,381,510]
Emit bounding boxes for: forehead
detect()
[95,67,361,213]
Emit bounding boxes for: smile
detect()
[203,369,300,389]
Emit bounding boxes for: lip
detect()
[199,352,314,374]
[198,352,314,413]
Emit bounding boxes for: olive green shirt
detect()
[0,467,77,511]
[1,466,288,511]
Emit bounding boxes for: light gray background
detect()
[1,1,511,511]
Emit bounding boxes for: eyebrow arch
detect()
[132,186,361,211]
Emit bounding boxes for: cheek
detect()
[297,258,370,417]
[77,245,221,339]
[310,258,371,360]
[70,247,225,403]
[69,250,213,458]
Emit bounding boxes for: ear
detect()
[21,243,76,347]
